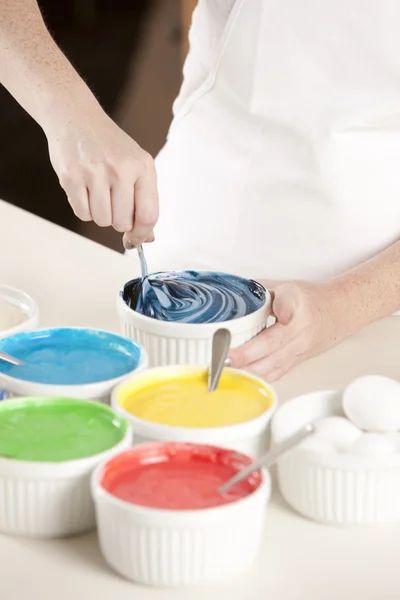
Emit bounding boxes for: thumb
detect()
[123,230,155,250]
[271,284,298,326]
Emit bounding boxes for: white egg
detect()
[343,375,400,433]
[298,436,336,454]
[314,416,362,451]
[348,432,397,456]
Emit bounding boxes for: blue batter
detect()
[0,328,142,385]
[122,270,266,324]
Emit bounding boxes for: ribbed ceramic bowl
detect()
[0,327,148,403]
[117,272,271,367]
[271,390,400,525]
[0,284,39,339]
[92,442,271,587]
[0,397,132,538]
[111,365,277,457]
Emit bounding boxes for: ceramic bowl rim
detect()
[116,270,271,335]
[0,396,133,476]
[111,365,277,440]
[0,284,39,339]
[0,326,148,391]
[91,441,271,519]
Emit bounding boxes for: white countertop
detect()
[0,199,399,600]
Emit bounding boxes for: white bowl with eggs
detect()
[117,271,271,367]
[0,284,39,339]
[111,365,277,457]
[271,377,400,525]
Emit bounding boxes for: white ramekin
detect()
[0,328,148,404]
[271,390,400,525]
[0,398,132,538]
[0,284,39,339]
[91,443,271,587]
[117,280,271,367]
[111,365,277,457]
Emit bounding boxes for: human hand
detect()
[229,281,339,381]
[45,105,158,244]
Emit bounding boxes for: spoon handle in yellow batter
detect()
[208,328,232,393]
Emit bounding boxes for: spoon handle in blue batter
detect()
[137,245,148,279]
[0,351,24,366]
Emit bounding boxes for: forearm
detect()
[0,0,100,132]
[328,239,400,340]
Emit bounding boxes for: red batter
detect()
[100,442,261,510]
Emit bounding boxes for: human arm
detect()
[229,239,400,381]
[0,0,158,242]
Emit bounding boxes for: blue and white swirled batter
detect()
[122,270,266,324]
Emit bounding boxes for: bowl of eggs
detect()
[0,284,39,339]
[0,327,148,403]
[92,442,270,587]
[117,270,271,367]
[271,375,400,525]
[111,365,277,457]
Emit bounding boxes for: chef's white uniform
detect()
[142,0,400,283]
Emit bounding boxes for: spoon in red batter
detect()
[219,422,315,494]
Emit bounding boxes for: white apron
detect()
[143,0,400,283]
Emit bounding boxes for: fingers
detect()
[229,283,315,381]
[87,170,112,227]
[49,112,160,234]
[125,154,159,245]
[229,285,303,369]
[229,322,295,368]
[111,181,134,233]
[271,283,299,324]
[59,175,91,222]
[62,161,158,237]
[244,335,306,381]
[227,280,330,382]
[146,230,155,243]
[62,165,113,227]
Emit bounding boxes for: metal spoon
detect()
[0,351,24,366]
[123,239,159,310]
[135,244,163,316]
[136,244,148,279]
[208,328,232,392]
[122,236,148,280]
[219,422,316,494]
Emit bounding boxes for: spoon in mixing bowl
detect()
[122,237,148,279]
[136,244,148,279]
[208,328,232,392]
[0,351,24,366]
[219,422,316,494]
[123,238,160,312]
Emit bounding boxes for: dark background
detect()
[0,0,184,249]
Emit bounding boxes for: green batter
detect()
[0,397,127,462]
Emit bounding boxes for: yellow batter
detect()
[117,369,274,428]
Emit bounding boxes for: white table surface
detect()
[0,199,399,600]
